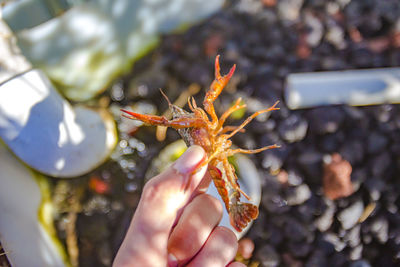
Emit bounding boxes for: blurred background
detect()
[1,0,400,266]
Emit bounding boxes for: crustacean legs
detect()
[121,55,279,232]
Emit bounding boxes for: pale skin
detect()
[113,146,246,267]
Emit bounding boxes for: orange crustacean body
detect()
[121,56,279,232]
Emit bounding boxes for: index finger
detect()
[114,146,207,267]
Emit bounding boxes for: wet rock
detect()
[111,81,125,101]
[344,225,361,248]
[322,232,346,252]
[339,139,364,166]
[389,224,400,244]
[362,234,373,245]
[372,104,394,123]
[260,131,285,146]
[284,217,310,242]
[277,0,304,22]
[296,198,318,223]
[251,119,277,134]
[256,244,280,267]
[264,46,286,64]
[347,126,368,142]
[262,172,282,191]
[342,106,366,121]
[329,251,348,267]
[237,238,255,259]
[390,137,400,157]
[287,169,304,186]
[364,245,380,266]
[272,103,291,120]
[233,133,257,150]
[383,186,400,213]
[247,212,269,241]
[261,175,287,214]
[323,153,354,200]
[277,171,292,187]
[352,47,374,68]
[367,131,388,154]
[184,63,211,86]
[370,217,389,243]
[235,0,263,15]
[296,37,311,60]
[321,56,347,70]
[266,222,284,246]
[311,193,332,215]
[262,193,289,214]
[246,97,275,122]
[325,23,346,50]
[370,152,392,177]
[307,107,345,135]
[315,199,336,232]
[351,167,367,192]
[304,12,324,47]
[261,147,288,173]
[369,246,394,266]
[337,200,364,230]
[349,244,363,261]
[282,253,302,267]
[364,177,386,201]
[320,132,344,153]
[278,113,308,143]
[286,184,312,206]
[297,150,323,183]
[305,250,327,267]
[288,241,312,258]
[349,259,372,267]
[316,234,335,255]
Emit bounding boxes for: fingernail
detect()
[167,253,178,267]
[174,145,205,174]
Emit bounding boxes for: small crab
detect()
[122,56,279,232]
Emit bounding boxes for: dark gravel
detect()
[59,0,400,266]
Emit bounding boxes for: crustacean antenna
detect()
[159,88,172,107]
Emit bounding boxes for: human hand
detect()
[113,145,245,267]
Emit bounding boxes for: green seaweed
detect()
[32,172,71,267]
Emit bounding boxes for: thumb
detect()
[114,146,207,266]
[141,145,207,220]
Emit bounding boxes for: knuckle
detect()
[141,179,161,202]
[216,226,238,244]
[195,194,223,216]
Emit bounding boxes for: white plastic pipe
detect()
[285,68,400,109]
